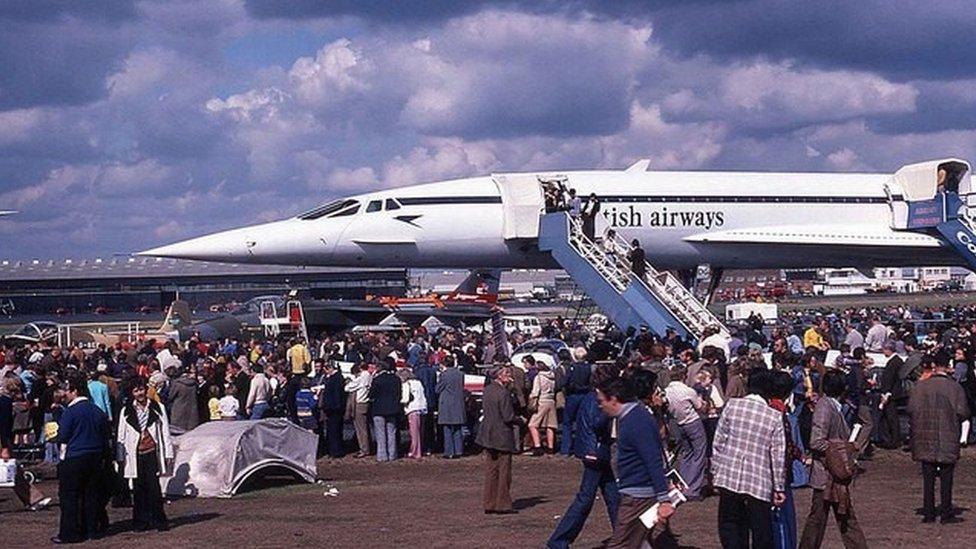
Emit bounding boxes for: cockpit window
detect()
[298,200,359,220]
[298,200,351,220]
[366,200,382,213]
[385,198,401,211]
[331,203,360,217]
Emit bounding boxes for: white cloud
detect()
[206,87,290,122]
[107,49,185,98]
[382,138,499,187]
[599,101,727,170]
[289,38,373,105]
[663,61,918,130]
[96,159,180,195]
[826,147,860,169]
[0,108,45,145]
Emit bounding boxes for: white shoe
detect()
[28,497,52,511]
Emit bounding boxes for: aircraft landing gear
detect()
[678,265,724,307]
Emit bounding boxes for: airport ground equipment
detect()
[537,211,727,342]
[887,159,976,273]
[259,299,309,342]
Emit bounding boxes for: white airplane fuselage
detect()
[140,170,958,270]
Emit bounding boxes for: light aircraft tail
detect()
[159,300,191,333]
[447,269,501,304]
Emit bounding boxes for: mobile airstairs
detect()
[258,298,309,342]
[538,211,728,341]
[886,158,976,271]
[493,174,727,342]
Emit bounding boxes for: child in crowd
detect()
[218,384,239,420]
[207,385,222,421]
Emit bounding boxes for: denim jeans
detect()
[547,461,619,549]
[560,393,585,455]
[442,424,464,457]
[373,415,398,462]
[250,402,269,420]
[772,486,797,549]
[675,419,707,499]
[43,412,60,464]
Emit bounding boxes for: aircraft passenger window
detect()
[298,199,354,220]
[366,200,382,213]
[385,199,400,211]
[330,203,360,217]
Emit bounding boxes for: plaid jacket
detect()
[711,395,786,502]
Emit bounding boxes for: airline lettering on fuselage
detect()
[603,205,725,230]
[956,231,976,256]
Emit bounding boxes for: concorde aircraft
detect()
[139,158,976,277]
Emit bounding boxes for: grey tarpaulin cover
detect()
[161,418,317,498]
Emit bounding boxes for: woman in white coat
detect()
[399,369,428,459]
[117,377,174,531]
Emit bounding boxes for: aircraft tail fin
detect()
[159,300,191,332]
[448,269,501,304]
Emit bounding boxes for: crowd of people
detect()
[2,302,976,546]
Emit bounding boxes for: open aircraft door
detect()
[885,158,970,230]
[493,173,546,240]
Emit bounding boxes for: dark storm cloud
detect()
[0,0,137,22]
[631,1,976,81]
[246,1,976,80]
[244,0,502,22]
[0,4,137,111]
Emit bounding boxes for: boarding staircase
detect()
[934,213,976,269]
[538,212,728,341]
[888,159,976,272]
[259,299,309,342]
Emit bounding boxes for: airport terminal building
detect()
[0,257,407,318]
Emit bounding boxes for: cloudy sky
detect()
[2,1,976,259]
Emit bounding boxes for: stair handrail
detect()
[565,216,632,292]
[564,215,700,334]
[566,214,726,338]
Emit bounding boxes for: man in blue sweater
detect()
[547,364,621,549]
[598,377,675,548]
[54,374,110,544]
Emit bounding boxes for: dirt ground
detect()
[4,446,976,548]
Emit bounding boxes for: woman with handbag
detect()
[117,377,173,532]
[798,370,868,549]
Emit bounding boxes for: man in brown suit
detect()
[909,353,970,523]
[476,366,518,514]
[799,370,868,549]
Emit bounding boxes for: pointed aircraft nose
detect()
[138,219,326,265]
[137,227,254,262]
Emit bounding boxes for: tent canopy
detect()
[162,418,317,498]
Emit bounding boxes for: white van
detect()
[477,315,543,337]
[725,302,778,323]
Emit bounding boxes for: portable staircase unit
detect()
[887,159,976,272]
[537,212,728,342]
[259,299,309,342]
